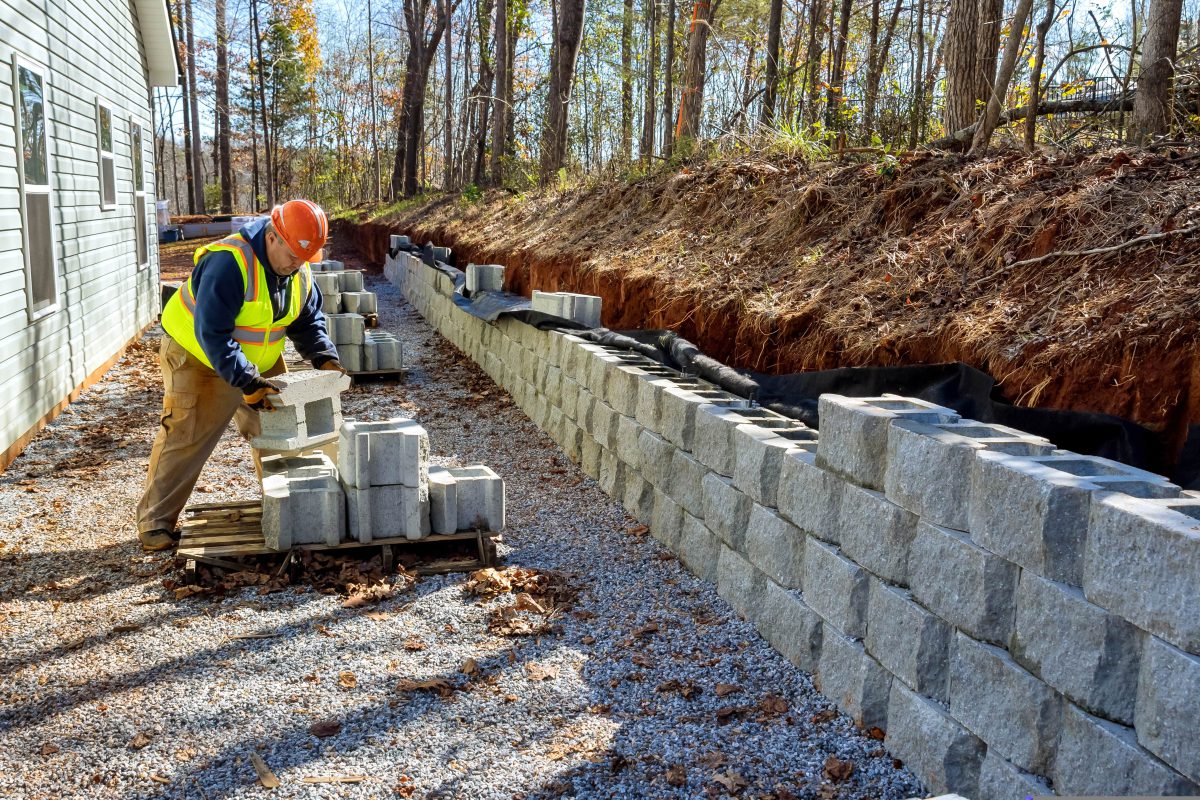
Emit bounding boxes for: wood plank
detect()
[185,499,261,512]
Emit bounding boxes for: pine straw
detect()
[368,145,1200,433]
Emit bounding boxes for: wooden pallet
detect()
[177,500,498,576]
[348,367,406,384]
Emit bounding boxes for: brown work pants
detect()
[135,335,284,535]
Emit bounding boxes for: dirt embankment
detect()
[336,147,1200,458]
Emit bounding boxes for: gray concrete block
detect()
[971,451,1179,586]
[560,378,582,421]
[950,632,1062,774]
[1136,636,1200,783]
[427,467,457,534]
[251,369,350,451]
[446,465,505,531]
[701,473,753,552]
[733,424,808,507]
[678,513,720,582]
[650,490,684,550]
[884,419,989,531]
[838,483,918,585]
[341,291,378,315]
[777,449,843,543]
[560,419,583,463]
[586,352,621,398]
[1085,493,1200,653]
[817,394,960,490]
[746,504,805,590]
[338,418,429,489]
[598,448,626,499]
[716,545,766,620]
[753,580,823,672]
[588,399,620,450]
[260,452,335,480]
[344,483,429,542]
[604,365,643,417]
[635,377,675,432]
[638,430,675,489]
[261,461,345,549]
[660,386,705,451]
[313,271,341,295]
[1011,570,1142,725]
[692,405,749,476]
[935,420,1055,456]
[909,521,1019,645]
[866,580,951,702]
[339,269,364,292]
[326,312,366,346]
[580,436,601,479]
[668,449,708,519]
[363,332,402,371]
[622,473,655,526]
[615,415,644,470]
[817,629,891,729]
[803,538,869,638]
[466,263,504,294]
[886,682,985,798]
[1056,702,1199,795]
[976,750,1053,800]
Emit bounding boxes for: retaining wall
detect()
[384,251,1200,799]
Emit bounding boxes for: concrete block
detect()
[884,419,988,531]
[605,365,643,417]
[816,394,960,490]
[678,513,720,582]
[909,521,1019,646]
[428,466,457,534]
[1136,636,1200,783]
[886,682,985,798]
[866,580,951,702]
[638,430,675,489]
[531,290,602,327]
[390,235,411,249]
[345,483,430,541]
[716,545,766,620]
[326,312,366,346]
[635,377,675,432]
[322,291,342,314]
[660,386,705,451]
[950,632,1062,774]
[614,415,643,470]
[338,418,429,489]
[668,449,708,519]
[363,332,402,371]
[560,419,583,463]
[338,343,363,373]
[341,291,378,315]
[733,424,814,507]
[313,271,340,296]
[746,504,805,590]
[580,436,601,479]
[692,405,749,476]
[972,451,1179,586]
[251,369,350,451]
[446,465,505,531]
[466,263,504,294]
[1011,570,1141,725]
[753,580,823,672]
[339,269,364,292]
[598,449,625,498]
[701,473,753,551]
[838,483,918,585]
[803,538,869,638]
[260,452,335,480]
[622,473,655,526]
[777,450,843,543]
[976,750,1054,800]
[1056,702,1199,795]
[935,420,1055,456]
[261,465,345,549]
[587,398,620,450]
[817,629,891,729]
[1085,493,1200,653]
[650,490,684,550]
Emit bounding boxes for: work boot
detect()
[139,528,179,552]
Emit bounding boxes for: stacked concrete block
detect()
[261,452,344,549]
[753,580,824,673]
[390,234,412,250]
[668,449,708,519]
[678,513,720,582]
[466,263,505,294]
[886,683,986,797]
[733,422,816,507]
[803,538,869,638]
[250,369,351,451]
[818,629,891,729]
[327,312,366,345]
[777,450,843,543]
[531,290,603,328]
[1135,636,1200,783]
[838,483,918,585]
[363,331,403,371]
[342,291,378,315]
[977,752,1054,800]
[715,545,766,620]
[339,418,430,541]
[701,473,753,551]
[427,465,505,533]
[865,580,951,702]
[745,504,805,589]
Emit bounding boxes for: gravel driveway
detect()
[0,273,925,800]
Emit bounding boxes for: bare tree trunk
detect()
[975,0,1004,107]
[971,0,1037,150]
[621,0,634,163]
[674,0,722,149]
[177,7,196,215]
[490,0,509,184]
[802,0,826,124]
[1024,0,1056,150]
[250,0,274,207]
[943,0,979,134]
[864,0,903,136]
[761,0,783,126]
[368,0,381,202]
[1132,0,1184,140]
[640,0,659,160]
[444,0,454,190]
[250,62,260,208]
[185,0,205,212]
[662,0,676,152]
[539,0,588,180]
[404,0,452,196]
[471,0,496,185]
[909,0,925,146]
[826,0,854,130]
[215,0,232,212]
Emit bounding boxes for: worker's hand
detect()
[317,358,349,376]
[243,377,283,411]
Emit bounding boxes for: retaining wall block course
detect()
[971,451,1179,586]
[638,430,676,490]
[599,449,626,499]
[668,449,709,520]
[338,418,430,490]
[635,377,675,432]
[885,682,985,797]
[623,474,655,526]
[777,450,843,544]
[561,420,583,463]
[693,405,750,476]
[1012,570,1142,725]
[803,538,869,638]
[1136,636,1200,782]
[1056,702,1199,795]
[909,521,1019,645]
[586,353,619,399]
[606,365,644,417]
[702,473,753,552]
[427,466,458,535]
[976,751,1054,800]
[344,483,430,542]
[884,419,988,530]
[745,504,806,590]
[660,386,705,451]
[817,394,961,490]
[546,407,566,448]
[950,632,1062,775]
[733,424,806,507]
[589,399,620,451]
[754,580,823,672]
[865,579,951,702]
[575,390,596,435]
[575,344,610,390]
[651,490,685,550]
[615,415,644,471]
[838,483,918,586]
[580,437,602,479]
[818,629,891,729]
[560,378,582,421]
[716,545,766,620]
[1085,493,1200,653]
[678,513,721,583]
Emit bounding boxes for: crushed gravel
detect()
[0,271,926,800]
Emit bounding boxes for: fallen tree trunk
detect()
[928,94,1135,150]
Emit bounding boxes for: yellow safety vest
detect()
[161,233,313,373]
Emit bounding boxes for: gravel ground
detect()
[0,271,926,800]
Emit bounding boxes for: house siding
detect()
[0,0,161,467]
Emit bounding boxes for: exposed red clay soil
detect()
[335,147,1200,460]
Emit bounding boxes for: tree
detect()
[640,0,659,160]
[539,0,588,180]
[620,0,635,163]
[971,0,1037,150]
[674,0,722,149]
[1132,0,1185,141]
[184,0,204,213]
[215,0,232,212]
[661,0,676,153]
[490,0,509,184]
[943,0,980,135]
[975,0,1004,108]
[1024,0,1057,150]
[760,0,782,126]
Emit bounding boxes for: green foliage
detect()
[762,120,831,161]
[461,183,484,203]
[203,182,222,211]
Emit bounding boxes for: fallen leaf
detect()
[698,751,726,769]
[712,770,747,793]
[396,678,455,698]
[149,774,170,785]
[715,706,741,725]
[823,754,855,782]
[175,748,196,762]
[525,663,559,682]
[249,752,280,788]
[316,625,339,638]
[633,621,660,638]
[581,635,595,645]
[631,654,655,668]
[759,694,789,717]
[865,726,885,741]
[338,671,357,689]
[128,731,152,750]
[513,593,546,613]
[39,743,60,756]
[666,764,687,787]
[301,775,366,784]
[459,658,479,676]
[365,611,391,621]
[303,673,320,684]
[402,637,426,651]
[111,623,142,634]
[714,683,741,697]
[309,719,342,738]
[811,708,838,724]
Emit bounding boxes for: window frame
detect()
[13,54,59,322]
[96,98,116,210]
[130,116,148,269]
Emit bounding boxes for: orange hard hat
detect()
[270,199,328,262]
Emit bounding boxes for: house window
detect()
[131,119,148,267]
[14,55,58,320]
[97,101,115,209]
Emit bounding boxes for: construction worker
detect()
[136,199,346,552]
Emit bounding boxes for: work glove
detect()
[317,358,349,376]
[243,376,283,411]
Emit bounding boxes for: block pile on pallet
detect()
[311,259,403,374]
